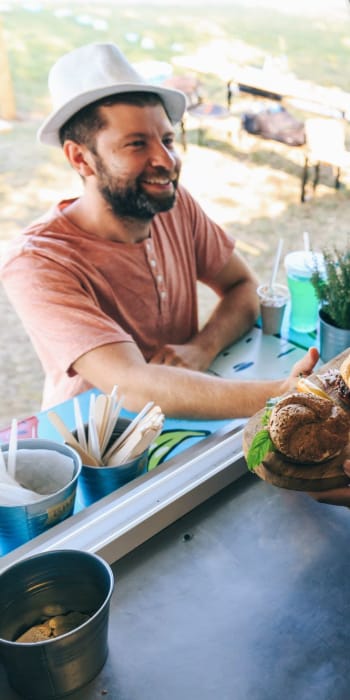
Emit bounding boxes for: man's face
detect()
[89,102,182,220]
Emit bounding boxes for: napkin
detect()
[0,449,75,506]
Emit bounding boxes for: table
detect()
[234,66,350,120]
[172,54,350,120]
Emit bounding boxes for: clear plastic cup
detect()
[257,283,290,335]
[284,251,323,333]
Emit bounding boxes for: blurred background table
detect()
[234,65,350,119]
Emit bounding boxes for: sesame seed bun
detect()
[340,354,350,388]
[268,392,350,463]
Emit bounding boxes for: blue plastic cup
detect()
[0,439,82,555]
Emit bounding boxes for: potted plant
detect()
[311,244,350,362]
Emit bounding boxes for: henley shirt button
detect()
[160,291,167,299]
[157,274,163,282]
[150,259,156,267]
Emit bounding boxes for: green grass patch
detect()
[2,2,350,117]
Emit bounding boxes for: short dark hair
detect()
[59,91,168,148]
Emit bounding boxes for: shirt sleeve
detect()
[175,186,236,283]
[1,251,133,377]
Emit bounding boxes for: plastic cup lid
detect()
[257,283,289,302]
[284,251,324,278]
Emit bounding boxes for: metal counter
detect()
[1,470,350,699]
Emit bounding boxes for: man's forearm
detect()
[191,279,260,367]
[73,342,318,421]
[121,363,283,419]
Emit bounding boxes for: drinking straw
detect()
[7,418,17,478]
[73,396,87,452]
[0,445,6,475]
[269,238,284,291]
[101,395,125,455]
[88,393,101,462]
[303,231,310,251]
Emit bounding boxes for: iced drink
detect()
[284,251,323,333]
[257,283,290,335]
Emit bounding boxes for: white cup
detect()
[257,283,290,335]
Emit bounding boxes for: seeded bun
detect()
[320,354,350,407]
[268,392,350,463]
[340,354,350,388]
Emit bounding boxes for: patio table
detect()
[235,65,350,119]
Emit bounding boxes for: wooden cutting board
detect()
[242,348,350,492]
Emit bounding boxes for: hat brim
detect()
[37,83,187,147]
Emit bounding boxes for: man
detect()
[1,42,318,419]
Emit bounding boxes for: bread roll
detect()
[268,392,350,463]
[320,356,350,407]
[16,621,52,643]
[340,353,350,387]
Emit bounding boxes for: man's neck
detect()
[63,195,151,243]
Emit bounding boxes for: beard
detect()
[93,155,179,220]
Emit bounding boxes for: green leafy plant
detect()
[246,400,277,471]
[311,244,350,330]
[246,428,274,471]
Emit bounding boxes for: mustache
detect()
[145,165,179,180]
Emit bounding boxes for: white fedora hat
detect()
[37,42,187,147]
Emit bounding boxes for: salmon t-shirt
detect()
[1,185,235,409]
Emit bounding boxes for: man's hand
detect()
[149,342,211,371]
[308,460,350,506]
[281,346,320,394]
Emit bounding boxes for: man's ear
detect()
[63,140,96,177]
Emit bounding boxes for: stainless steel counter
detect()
[2,471,350,700]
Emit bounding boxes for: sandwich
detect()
[268,392,349,462]
[246,391,350,471]
[318,353,350,407]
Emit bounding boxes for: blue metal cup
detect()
[77,417,149,507]
[0,549,114,699]
[0,439,82,555]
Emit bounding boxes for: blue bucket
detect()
[77,417,149,507]
[0,439,82,555]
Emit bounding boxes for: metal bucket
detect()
[0,439,82,555]
[0,549,114,699]
[319,310,350,362]
[77,417,149,507]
